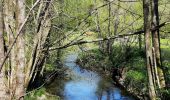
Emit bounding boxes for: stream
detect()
[63,54,134,100]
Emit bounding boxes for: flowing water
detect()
[63,54,134,100]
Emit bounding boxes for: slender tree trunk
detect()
[0,0,9,99]
[3,0,17,99]
[57,0,64,61]
[143,0,156,99]
[15,0,26,99]
[151,0,165,88]
[138,34,142,49]
[107,1,112,55]
[113,0,120,36]
[25,0,52,86]
[152,47,161,88]
[94,0,103,53]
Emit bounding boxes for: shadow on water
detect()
[63,54,134,100]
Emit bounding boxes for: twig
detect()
[0,0,41,72]
[49,30,144,50]
[49,21,170,51]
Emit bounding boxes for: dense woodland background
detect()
[0,0,170,100]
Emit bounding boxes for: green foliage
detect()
[160,38,170,84]
[77,44,148,96]
[125,69,147,94]
[33,0,170,99]
[77,48,113,72]
[126,70,145,83]
[24,88,60,100]
[160,89,170,99]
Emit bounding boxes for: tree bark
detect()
[3,0,17,99]
[151,0,165,88]
[107,1,112,55]
[152,47,161,88]
[0,0,8,99]
[15,0,26,99]
[143,0,156,99]
[25,0,52,87]
[94,0,104,53]
[1,0,51,99]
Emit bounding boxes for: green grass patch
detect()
[24,88,60,100]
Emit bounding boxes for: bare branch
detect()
[49,21,170,51]
[0,0,41,72]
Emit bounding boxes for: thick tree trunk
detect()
[143,0,156,99]
[151,0,165,88]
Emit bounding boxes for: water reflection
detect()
[63,54,134,100]
[98,88,133,100]
[64,80,98,100]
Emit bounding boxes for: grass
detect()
[77,38,170,99]
[24,88,60,100]
[161,38,170,86]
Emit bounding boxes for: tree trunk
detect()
[1,0,52,99]
[107,1,112,55]
[143,0,156,99]
[25,0,52,86]
[15,0,26,99]
[138,34,142,49]
[94,0,104,53]
[113,0,120,36]
[0,0,8,99]
[152,47,161,88]
[3,0,17,99]
[151,0,165,88]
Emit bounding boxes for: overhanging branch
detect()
[49,30,144,50]
[49,21,170,51]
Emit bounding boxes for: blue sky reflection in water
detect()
[64,54,134,100]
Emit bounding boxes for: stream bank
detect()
[76,48,148,100]
[63,53,135,100]
[42,53,135,100]
[25,51,138,100]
